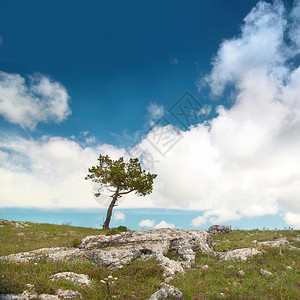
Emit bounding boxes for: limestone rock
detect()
[257,238,289,247]
[50,272,91,287]
[260,269,272,276]
[147,283,183,300]
[215,247,261,261]
[80,228,213,277]
[0,247,89,263]
[207,225,232,235]
[55,289,83,299]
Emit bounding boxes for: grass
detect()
[0,220,299,299]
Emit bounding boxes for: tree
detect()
[85,155,157,230]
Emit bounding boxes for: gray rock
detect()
[215,248,261,261]
[201,264,209,270]
[50,272,91,287]
[207,225,232,235]
[0,247,89,263]
[260,269,272,276]
[80,228,213,278]
[257,238,289,247]
[56,289,83,299]
[238,270,245,276]
[147,283,183,300]
[0,229,213,281]
[38,295,59,300]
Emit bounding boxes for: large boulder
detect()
[80,228,213,278]
[0,229,213,280]
[207,225,232,235]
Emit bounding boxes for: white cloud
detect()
[191,216,207,227]
[146,103,164,125]
[113,211,125,221]
[154,220,175,229]
[129,0,300,229]
[139,219,155,228]
[0,71,71,130]
[283,212,300,229]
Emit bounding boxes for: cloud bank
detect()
[1,1,300,230]
[0,72,71,129]
[134,0,300,228]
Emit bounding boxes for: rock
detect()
[257,238,289,247]
[293,236,300,243]
[0,229,213,281]
[286,266,293,270]
[38,295,59,300]
[80,228,213,278]
[252,240,257,244]
[50,272,91,287]
[147,283,183,300]
[260,269,272,276]
[201,264,209,270]
[238,270,245,276]
[207,225,232,235]
[55,289,83,299]
[215,248,261,261]
[0,247,89,263]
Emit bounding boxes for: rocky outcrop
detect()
[0,247,89,263]
[215,247,261,261]
[147,283,183,300]
[208,225,232,235]
[80,228,213,278]
[0,229,213,280]
[50,272,91,287]
[257,238,289,247]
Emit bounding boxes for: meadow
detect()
[0,219,299,299]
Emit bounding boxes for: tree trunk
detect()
[103,187,119,230]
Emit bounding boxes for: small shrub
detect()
[71,238,82,248]
[105,226,128,236]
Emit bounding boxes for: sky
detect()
[0,0,300,230]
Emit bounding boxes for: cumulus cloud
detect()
[131,0,300,229]
[0,134,155,209]
[154,220,175,229]
[146,103,165,126]
[113,211,125,221]
[139,219,155,228]
[0,71,71,129]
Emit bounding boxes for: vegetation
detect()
[85,155,157,230]
[0,220,299,299]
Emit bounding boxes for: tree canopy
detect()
[85,154,157,229]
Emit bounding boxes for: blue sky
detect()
[0,0,300,230]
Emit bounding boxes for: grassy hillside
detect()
[0,219,299,299]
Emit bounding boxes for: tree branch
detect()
[117,188,136,195]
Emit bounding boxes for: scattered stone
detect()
[50,272,91,286]
[252,240,257,244]
[257,238,289,247]
[16,233,25,236]
[56,289,83,299]
[293,236,300,242]
[227,265,234,269]
[0,247,89,263]
[201,264,209,270]
[147,283,183,300]
[215,248,261,261]
[238,270,245,276]
[38,295,59,300]
[207,225,232,235]
[260,269,272,276]
[286,266,293,270]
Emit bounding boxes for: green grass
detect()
[0,220,299,299]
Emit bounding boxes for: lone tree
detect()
[85,154,157,230]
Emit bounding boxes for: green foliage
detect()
[85,155,157,197]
